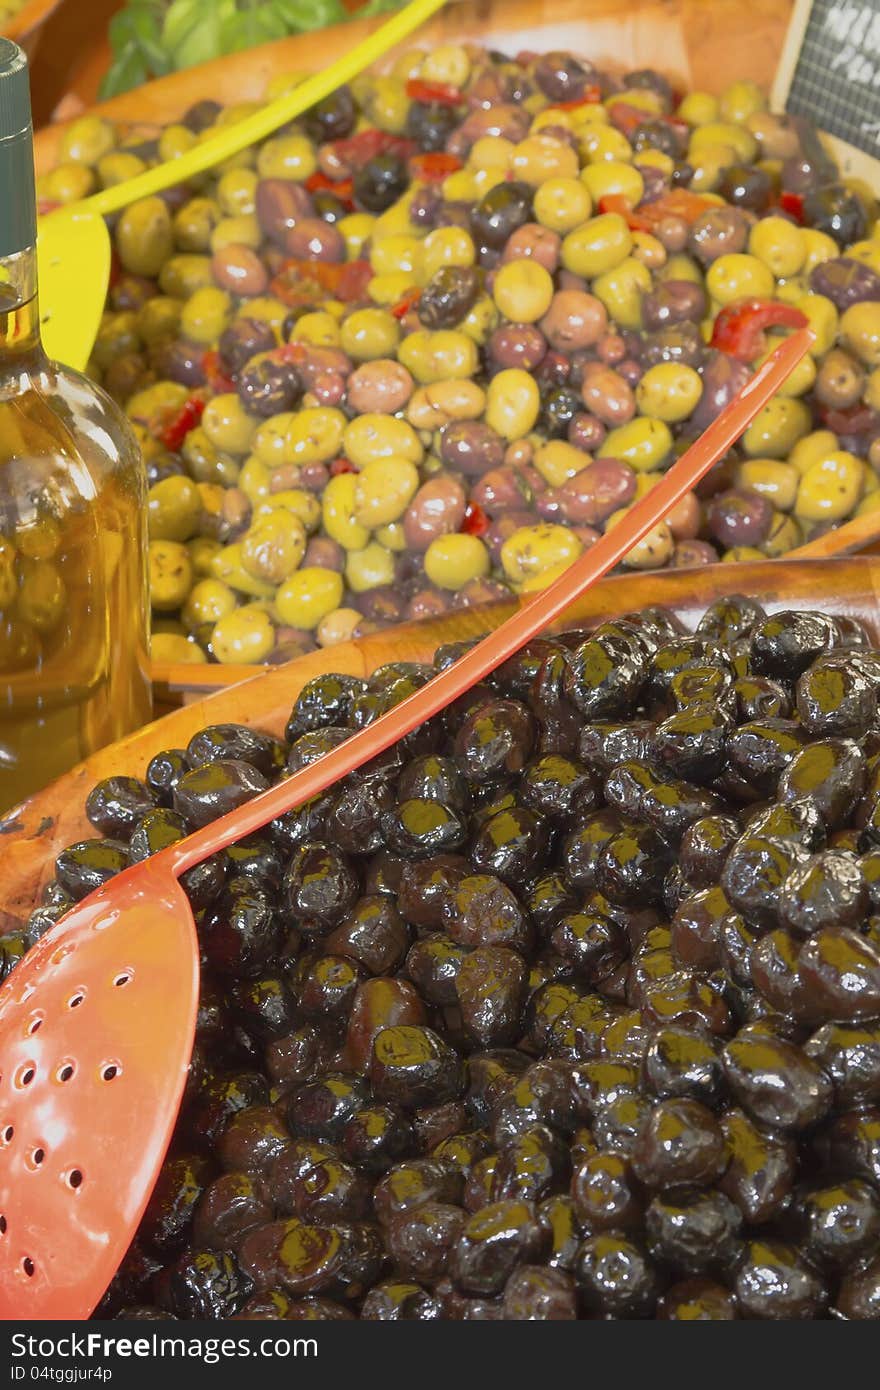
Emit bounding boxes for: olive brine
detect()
[18,596,880,1319]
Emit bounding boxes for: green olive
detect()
[500,523,582,585]
[274,567,344,629]
[706,253,775,305]
[256,489,321,533]
[151,632,208,665]
[344,414,423,468]
[591,256,652,329]
[159,253,214,298]
[217,167,259,216]
[136,296,182,344]
[561,214,632,278]
[340,308,400,361]
[15,559,66,632]
[322,474,371,551]
[180,286,233,344]
[211,605,276,664]
[256,135,317,182]
[173,198,221,253]
[239,511,307,585]
[150,540,193,612]
[603,417,673,472]
[345,540,396,592]
[795,450,863,522]
[210,543,276,598]
[485,368,541,441]
[92,311,141,371]
[354,456,420,528]
[202,392,256,455]
[148,476,202,543]
[424,533,491,589]
[115,197,174,278]
[182,578,237,629]
[253,413,300,468]
[741,396,811,458]
[840,302,880,367]
[748,216,806,279]
[635,363,703,423]
[58,115,117,166]
[735,459,799,511]
[398,330,479,385]
[286,407,347,464]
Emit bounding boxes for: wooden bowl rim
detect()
[3,0,62,42]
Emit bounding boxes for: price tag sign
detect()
[772,0,880,183]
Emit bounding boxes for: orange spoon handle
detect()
[171,327,813,878]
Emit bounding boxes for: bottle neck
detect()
[0,244,44,380]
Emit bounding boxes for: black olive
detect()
[353,153,409,212]
[470,181,534,250]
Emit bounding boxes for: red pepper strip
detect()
[329,129,416,167]
[598,189,718,232]
[201,350,235,395]
[271,258,372,307]
[330,457,358,475]
[408,151,462,182]
[406,78,462,106]
[391,288,421,319]
[461,502,489,537]
[546,85,603,111]
[306,171,355,201]
[710,299,809,362]
[779,191,805,224]
[597,194,659,233]
[158,395,205,452]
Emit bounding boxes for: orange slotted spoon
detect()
[0,328,812,1320]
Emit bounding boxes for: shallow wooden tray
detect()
[2,0,62,55]
[31,0,795,174]
[2,555,879,934]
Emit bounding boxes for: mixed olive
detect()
[40,46,880,663]
[11,593,880,1318]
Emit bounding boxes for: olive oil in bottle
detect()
[0,40,151,812]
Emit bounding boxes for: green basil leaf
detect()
[100,44,151,99]
[271,0,346,33]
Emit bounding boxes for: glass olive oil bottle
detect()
[0,40,151,812]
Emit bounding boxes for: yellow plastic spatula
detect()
[37,0,447,370]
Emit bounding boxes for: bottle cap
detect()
[0,39,37,260]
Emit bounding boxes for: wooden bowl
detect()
[2,0,63,56]
[31,0,795,174]
[2,555,878,934]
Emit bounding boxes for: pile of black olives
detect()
[16,594,880,1319]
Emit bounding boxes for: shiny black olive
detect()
[354,153,409,212]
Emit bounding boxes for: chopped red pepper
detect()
[391,288,421,320]
[329,129,415,168]
[330,457,357,475]
[201,350,235,394]
[271,258,372,308]
[461,502,489,537]
[409,151,462,182]
[546,85,602,111]
[157,395,205,452]
[406,78,462,106]
[710,298,810,361]
[305,171,355,207]
[598,189,717,231]
[779,191,805,224]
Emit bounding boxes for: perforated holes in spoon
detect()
[0,859,199,1319]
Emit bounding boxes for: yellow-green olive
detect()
[510,134,580,185]
[293,311,342,348]
[354,457,420,528]
[796,450,863,522]
[533,176,592,233]
[344,413,423,467]
[188,537,223,577]
[500,523,582,584]
[340,307,401,361]
[484,368,541,441]
[405,381,486,430]
[424,533,491,589]
[180,285,233,344]
[58,114,117,166]
[216,167,259,216]
[719,79,766,123]
[275,568,345,629]
[561,214,632,278]
[316,606,362,647]
[635,363,703,422]
[182,578,237,629]
[603,417,673,472]
[150,540,193,612]
[239,455,272,503]
[706,253,775,306]
[151,633,207,665]
[742,396,811,458]
[148,476,202,542]
[159,253,214,298]
[840,302,880,367]
[210,543,276,599]
[240,510,307,584]
[789,430,840,476]
[172,198,221,253]
[256,134,317,181]
[15,559,66,632]
[617,518,674,569]
[322,474,371,551]
[689,121,758,164]
[591,256,652,329]
[532,440,591,488]
[345,541,396,592]
[202,392,257,456]
[748,216,806,279]
[492,260,555,324]
[256,489,322,533]
[212,605,276,664]
[735,459,799,511]
[581,161,644,206]
[398,330,479,385]
[285,406,347,465]
[115,197,174,278]
[761,511,802,557]
[252,413,299,468]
